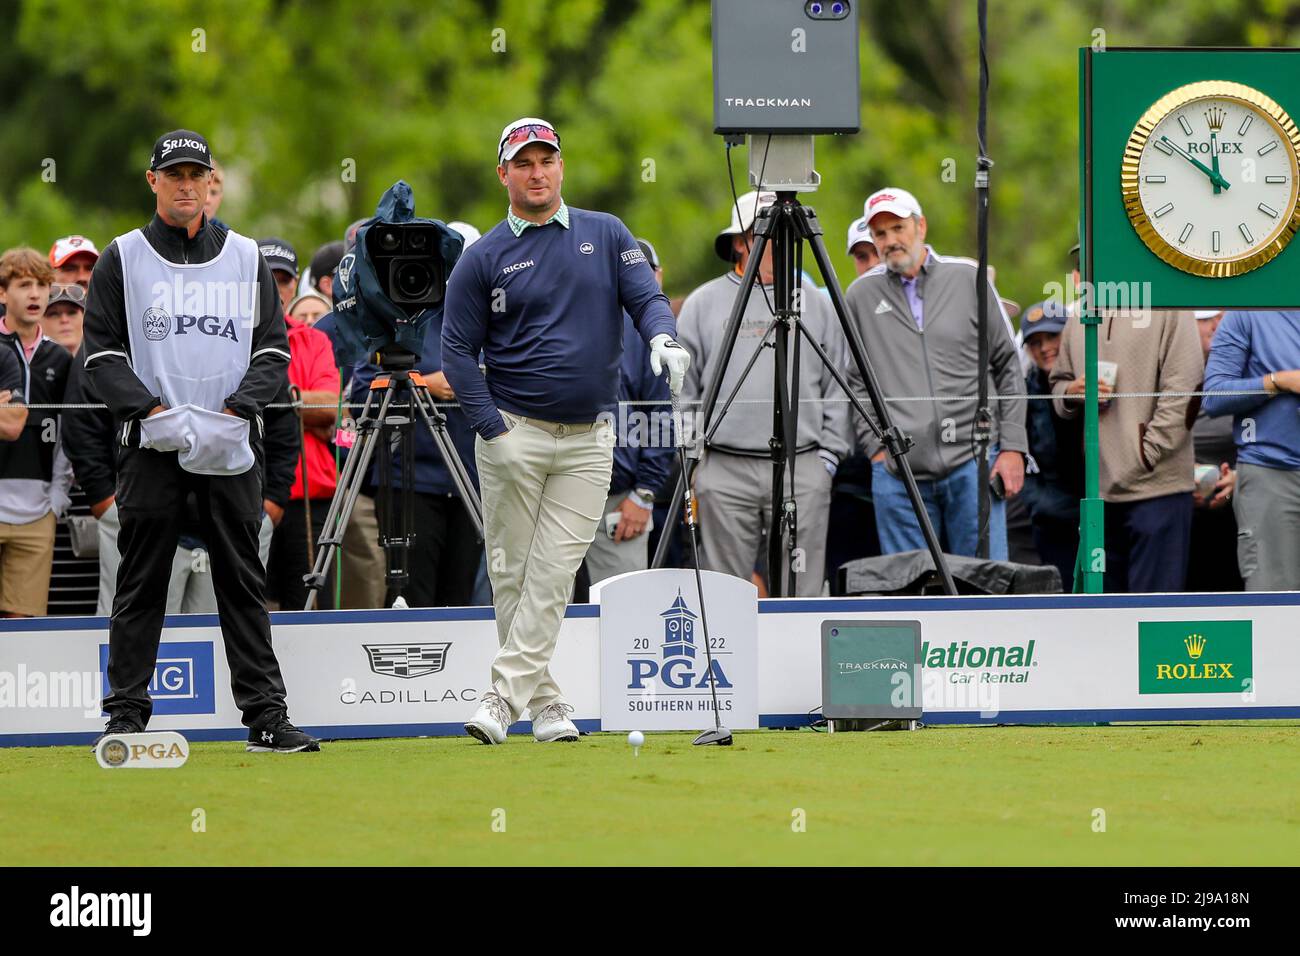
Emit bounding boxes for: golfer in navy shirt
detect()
[443,117,689,744]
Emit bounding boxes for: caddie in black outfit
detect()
[83,129,319,753]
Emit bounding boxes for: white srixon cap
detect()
[845,216,875,255]
[864,187,924,224]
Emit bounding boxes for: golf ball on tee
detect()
[627,731,645,747]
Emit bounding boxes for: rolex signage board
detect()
[594,569,759,732]
[1082,48,1300,308]
[1138,620,1253,695]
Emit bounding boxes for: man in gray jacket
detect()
[844,188,1027,560]
[678,191,851,595]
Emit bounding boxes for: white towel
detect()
[138,404,255,477]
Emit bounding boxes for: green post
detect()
[1077,313,1104,593]
[1077,47,1104,594]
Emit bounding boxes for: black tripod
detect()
[302,347,483,610]
[652,193,956,596]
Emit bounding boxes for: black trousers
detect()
[1104,492,1193,594]
[1187,502,1244,592]
[1031,513,1079,592]
[375,490,480,607]
[267,498,333,610]
[103,444,287,727]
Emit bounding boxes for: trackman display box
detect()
[820,620,922,721]
[712,0,860,135]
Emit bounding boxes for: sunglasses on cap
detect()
[500,123,560,155]
[48,283,87,304]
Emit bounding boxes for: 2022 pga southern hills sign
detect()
[595,569,758,732]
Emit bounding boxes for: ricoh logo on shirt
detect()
[502,259,535,276]
[160,137,207,157]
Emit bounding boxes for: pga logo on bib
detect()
[139,307,240,342]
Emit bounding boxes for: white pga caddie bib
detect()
[120,228,260,475]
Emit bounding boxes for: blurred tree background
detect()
[2,0,1299,313]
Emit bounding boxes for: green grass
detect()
[3,725,1298,866]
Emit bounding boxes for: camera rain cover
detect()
[330,180,463,365]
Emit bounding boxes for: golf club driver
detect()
[670,389,733,747]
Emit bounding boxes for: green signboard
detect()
[1137,620,1253,695]
[820,620,921,720]
[1083,47,1300,308]
[1074,48,1300,595]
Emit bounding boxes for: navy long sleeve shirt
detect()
[441,205,676,439]
[611,312,674,496]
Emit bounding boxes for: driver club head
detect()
[693,727,733,747]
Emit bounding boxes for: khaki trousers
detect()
[340,493,386,609]
[0,512,55,616]
[476,410,612,719]
[694,448,833,597]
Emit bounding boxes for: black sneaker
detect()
[91,715,145,753]
[247,714,321,753]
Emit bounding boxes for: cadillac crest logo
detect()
[364,643,451,679]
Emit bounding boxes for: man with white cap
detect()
[845,216,879,276]
[676,191,851,595]
[48,235,100,290]
[843,187,1027,560]
[442,117,687,744]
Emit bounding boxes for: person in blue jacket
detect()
[351,308,480,607]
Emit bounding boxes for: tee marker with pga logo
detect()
[94,731,190,769]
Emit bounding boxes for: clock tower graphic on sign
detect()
[659,590,698,659]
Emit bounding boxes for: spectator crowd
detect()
[2,173,1298,620]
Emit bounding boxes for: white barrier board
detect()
[2,593,1298,745]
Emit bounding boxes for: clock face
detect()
[1122,81,1300,277]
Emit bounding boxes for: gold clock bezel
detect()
[1120,80,1300,278]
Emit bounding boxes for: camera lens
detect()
[394,261,434,300]
[407,230,429,252]
[810,2,822,13]
[377,228,400,253]
[832,1,844,13]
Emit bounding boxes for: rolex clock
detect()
[1121,80,1300,277]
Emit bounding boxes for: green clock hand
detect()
[1211,132,1222,196]
[1161,135,1231,191]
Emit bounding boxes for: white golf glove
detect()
[649,334,691,396]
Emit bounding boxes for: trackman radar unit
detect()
[712,0,860,136]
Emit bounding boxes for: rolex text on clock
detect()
[1121,80,1300,277]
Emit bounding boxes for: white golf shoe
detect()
[465,692,512,745]
[531,701,579,742]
